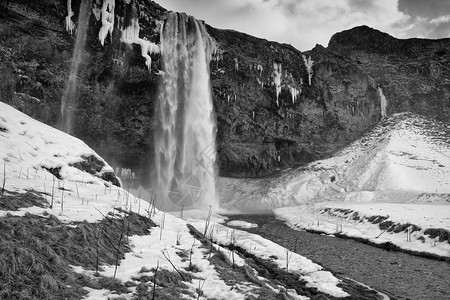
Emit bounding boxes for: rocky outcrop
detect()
[328,25,450,122]
[0,2,446,181]
[209,27,381,177]
[69,155,120,187]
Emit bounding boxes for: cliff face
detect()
[0,0,166,183]
[209,28,380,177]
[328,25,450,122]
[1,1,446,182]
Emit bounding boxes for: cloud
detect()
[396,0,450,39]
[157,0,447,51]
[398,0,450,19]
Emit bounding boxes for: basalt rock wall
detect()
[3,1,445,181]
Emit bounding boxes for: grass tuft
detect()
[0,197,156,299]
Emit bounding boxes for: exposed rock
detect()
[42,166,63,180]
[0,2,448,181]
[328,25,450,122]
[69,155,120,187]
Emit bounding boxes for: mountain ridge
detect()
[329,25,450,56]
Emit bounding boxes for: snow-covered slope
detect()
[0,101,119,188]
[0,102,354,299]
[220,112,450,212]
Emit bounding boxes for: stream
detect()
[224,214,450,300]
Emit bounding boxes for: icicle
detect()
[92,0,101,21]
[65,0,75,34]
[120,18,160,69]
[252,111,255,119]
[234,58,239,71]
[289,86,300,104]
[98,0,115,46]
[257,64,263,76]
[212,47,223,62]
[273,62,282,106]
[302,55,314,86]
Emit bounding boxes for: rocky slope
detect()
[0,0,448,183]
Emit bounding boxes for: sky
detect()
[158,0,450,51]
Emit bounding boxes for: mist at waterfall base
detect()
[151,12,219,212]
[61,0,92,134]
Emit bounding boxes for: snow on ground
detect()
[221,112,450,258]
[219,113,450,211]
[188,218,349,298]
[0,102,349,299]
[274,203,450,257]
[226,220,258,228]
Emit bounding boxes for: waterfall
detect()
[378,86,387,118]
[153,12,218,211]
[61,0,92,134]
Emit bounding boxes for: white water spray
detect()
[61,0,92,134]
[153,12,218,211]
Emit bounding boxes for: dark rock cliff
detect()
[328,25,450,121]
[0,1,446,183]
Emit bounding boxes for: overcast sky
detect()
[158,0,450,51]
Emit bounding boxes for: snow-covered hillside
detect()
[220,112,450,258]
[0,102,357,299]
[220,112,450,211]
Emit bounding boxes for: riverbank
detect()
[225,214,450,300]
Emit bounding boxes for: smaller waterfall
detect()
[378,86,387,119]
[61,0,92,134]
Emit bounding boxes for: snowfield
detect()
[274,203,450,258]
[0,102,351,299]
[220,112,450,257]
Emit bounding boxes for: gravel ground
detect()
[225,214,450,300]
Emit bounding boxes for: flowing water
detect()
[153,12,218,211]
[378,86,388,119]
[61,0,92,134]
[226,214,450,300]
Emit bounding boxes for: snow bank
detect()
[226,220,258,228]
[0,102,115,183]
[274,203,450,258]
[189,219,349,298]
[220,113,450,211]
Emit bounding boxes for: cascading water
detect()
[378,86,387,119]
[153,12,218,211]
[61,0,92,134]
